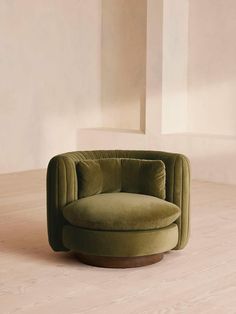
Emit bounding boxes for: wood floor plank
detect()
[0,170,236,313]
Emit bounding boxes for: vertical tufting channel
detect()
[47,155,78,251]
[173,155,190,249]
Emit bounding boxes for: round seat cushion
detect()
[62,192,181,231]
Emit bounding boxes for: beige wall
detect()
[162,0,236,137]
[188,0,236,136]
[162,0,189,134]
[77,0,163,148]
[101,0,147,131]
[180,0,236,184]
[0,0,102,173]
[77,0,236,185]
[1,0,236,184]
[160,0,236,184]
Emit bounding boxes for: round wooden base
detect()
[76,252,164,268]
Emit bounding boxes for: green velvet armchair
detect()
[47,150,190,268]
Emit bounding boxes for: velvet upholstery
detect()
[121,158,165,199]
[63,192,180,231]
[47,150,190,252]
[76,158,165,199]
[63,223,178,257]
[98,158,122,193]
[76,160,103,198]
[76,158,121,198]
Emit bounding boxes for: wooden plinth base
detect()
[75,252,164,268]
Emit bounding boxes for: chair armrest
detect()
[130,150,190,249]
[47,155,78,251]
[163,153,190,249]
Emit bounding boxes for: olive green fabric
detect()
[76,158,165,199]
[63,223,178,257]
[99,158,121,193]
[76,160,103,198]
[63,192,180,231]
[47,150,190,251]
[121,158,165,199]
[76,158,121,198]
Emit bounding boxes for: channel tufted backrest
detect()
[47,150,190,251]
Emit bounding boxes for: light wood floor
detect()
[0,170,236,314]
